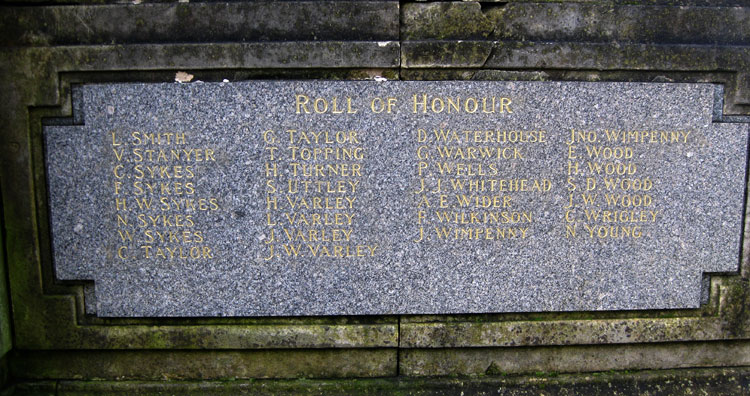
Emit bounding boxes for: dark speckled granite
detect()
[44,81,748,317]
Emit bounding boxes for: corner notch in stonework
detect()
[699,83,750,310]
[39,83,98,317]
[41,84,85,127]
[713,84,750,124]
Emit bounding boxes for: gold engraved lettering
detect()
[286,129,360,145]
[140,245,213,259]
[295,94,310,113]
[412,95,513,114]
[113,148,125,161]
[603,129,691,144]
[111,131,122,146]
[421,129,545,143]
[371,97,397,113]
[295,95,357,114]
[266,195,278,210]
[133,165,195,179]
[435,146,523,160]
[132,181,195,195]
[441,179,552,192]
[281,228,353,242]
[265,162,278,177]
[433,210,531,224]
[137,214,195,228]
[131,131,186,145]
[117,229,134,242]
[113,164,125,178]
[583,224,643,239]
[283,212,355,226]
[453,195,513,208]
[567,145,577,160]
[433,226,528,240]
[116,214,128,226]
[263,130,277,144]
[289,163,361,177]
[567,161,579,175]
[582,209,659,223]
[157,197,219,211]
[586,162,637,175]
[143,230,205,244]
[115,197,127,211]
[131,148,215,162]
[499,97,512,113]
[288,146,363,161]
[602,177,653,191]
[111,130,218,262]
[568,129,597,144]
[417,195,431,208]
[307,244,378,258]
[285,196,356,210]
[287,180,359,194]
[584,145,633,159]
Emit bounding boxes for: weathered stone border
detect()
[1,0,749,382]
[5,367,750,395]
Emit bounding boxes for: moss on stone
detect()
[2,1,750,387]
[0,193,11,361]
[11,349,397,381]
[402,3,497,40]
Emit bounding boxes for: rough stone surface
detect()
[44,81,747,317]
[0,213,10,358]
[487,4,750,45]
[4,367,750,396]
[402,3,750,44]
[12,349,397,380]
[0,2,399,46]
[399,341,750,377]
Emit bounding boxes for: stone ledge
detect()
[1,1,399,46]
[400,342,750,376]
[2,367,749,396]
[10,349,397,381]
[402,2,750,45]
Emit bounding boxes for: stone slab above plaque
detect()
[44,81,748,317]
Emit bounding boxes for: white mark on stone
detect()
[377,41,391,47]
[175,71,194,83]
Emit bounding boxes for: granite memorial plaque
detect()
[44,81,748,317]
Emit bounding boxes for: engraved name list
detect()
[44,81,747,317]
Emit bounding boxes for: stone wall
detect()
[1,1,749,394]
[0,196,10,390]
